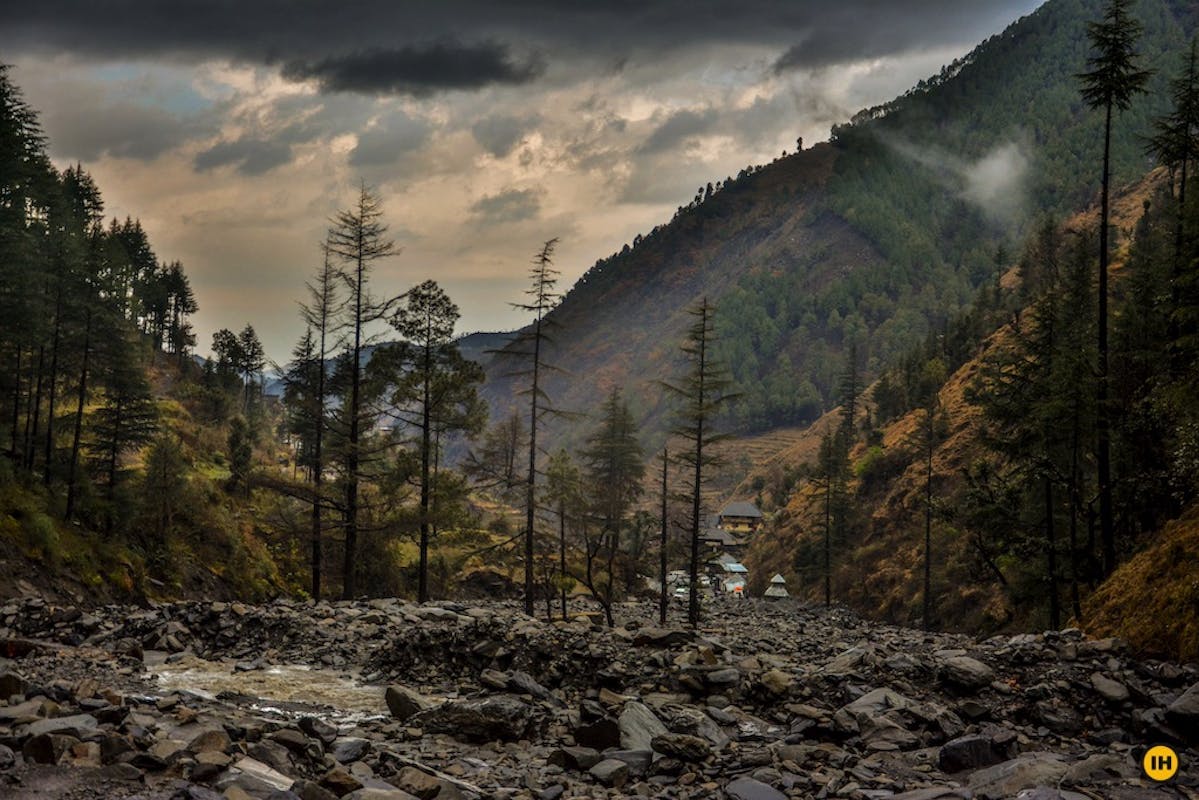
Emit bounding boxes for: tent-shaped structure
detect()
[764,573,789,599]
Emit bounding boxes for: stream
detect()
[143,652,389,726]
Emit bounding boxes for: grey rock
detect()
[0,744,15,770]
[631,628,694,647]
[547,746,601,770]
[331,737,371,763]
[706,667,741,687]
[172,787,225,800]
[574,717,621,750]
[299,716,339,745]
[725,776,786,800]
[1166,681,1199,742]
[0,670,29,700]
[589,757,630,788]
[26,712,97,737]
[618,701,668,751]
[412,694,532,742]
[968,753,1068,800]
[1089,672,1129,703]
[651,732,711,761]
[602,749,653,776]
[342,790,421,800]
[22,733,78,765]
[940,656,995,690]
[385,685,430,721]
[939,734,1003,773]
[292,780,339,800]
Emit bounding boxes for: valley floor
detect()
[0,597,1197,799]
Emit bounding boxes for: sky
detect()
[2,0,1042,363]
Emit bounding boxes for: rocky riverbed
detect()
[1,596,1197,799]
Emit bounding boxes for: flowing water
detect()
[144,652,389,725]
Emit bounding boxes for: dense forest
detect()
[746,1,1199,654]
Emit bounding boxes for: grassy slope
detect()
[0,356,297,605]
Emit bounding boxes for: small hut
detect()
[764,573,789,599]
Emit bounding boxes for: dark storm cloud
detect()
[1,1,1040,95]
[470,188,543,223]
[194,137,293,175]
[280,41,545,96]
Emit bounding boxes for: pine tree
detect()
[88,343,157,532]
[1146,39,1199,364]
[325,185,397,599]
[544,448,582,620]
[663,298,737,627]
[286,245,343,599]
[500,239,561,616]
[580,388,644,626]
[1077,0,1151,577]
[377,280,485,602]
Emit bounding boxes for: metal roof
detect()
[720,501,763,518]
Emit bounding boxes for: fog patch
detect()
[887,136,1030,227]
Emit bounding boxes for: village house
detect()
[717,501,763,534]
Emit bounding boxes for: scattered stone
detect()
[1089,672,1129,703]
[650,732,711,761]
[725,775,786,800]
[589,757,630,788]
[940,656,995,690]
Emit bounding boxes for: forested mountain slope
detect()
[483,0,1197,441]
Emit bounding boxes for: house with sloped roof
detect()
[718,501,763,534]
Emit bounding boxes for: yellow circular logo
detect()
[1143,745,1179,782]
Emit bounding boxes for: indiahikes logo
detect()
[1142,744,1179,782]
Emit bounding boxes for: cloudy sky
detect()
[2,0,1041,362]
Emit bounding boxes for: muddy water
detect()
[145,653,388,724]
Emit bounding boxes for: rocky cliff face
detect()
[1,597,1196,798]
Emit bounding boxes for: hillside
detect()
[738,164,1197,643]
[483,0,1196,446]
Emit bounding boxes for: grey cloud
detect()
[470,188,543,223]
[639,107,720,154]
[46,101,197,161]
[349,112,433,166]
[280,40,545,96]
[1,1,1040,94]
[195,137,293,175]
[472,113,541,157]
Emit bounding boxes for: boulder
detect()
[618,701,668,751]
[1166,681,1199,742]
[22,733,78,764]
[940,656,995,691]
[968,753,1068,800]
[939,734,1004,773]
[411,694,532,742]
[385,685,430,722]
